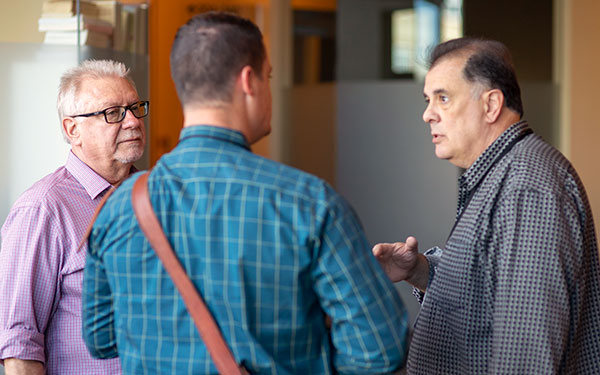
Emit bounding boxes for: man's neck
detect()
[491,110,522,141]
[102,163,133,185]
[458,110,522,169]
[71,149,133,185]
[183,104,251,140]
[92,162,132,185]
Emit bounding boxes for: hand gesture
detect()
[372,236,420,283]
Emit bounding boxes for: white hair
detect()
[57,59,136,143]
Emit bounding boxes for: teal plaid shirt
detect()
[83,125,408,374]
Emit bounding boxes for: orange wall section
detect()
[568,0,600,231]
[148,0,186,165]
[147,0,272,166]
[292,0,336,12]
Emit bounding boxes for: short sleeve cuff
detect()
[0,328,46,364]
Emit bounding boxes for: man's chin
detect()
[116,149,144,164]
[434,150,444,160]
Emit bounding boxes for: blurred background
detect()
[0,3,598,368]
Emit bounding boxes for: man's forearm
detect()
[4,358,44,375]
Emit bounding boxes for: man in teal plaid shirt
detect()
[82,11,408,374]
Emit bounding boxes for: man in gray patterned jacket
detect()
[373,37,600,374]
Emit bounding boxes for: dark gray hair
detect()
[170,11,266,107]
[429,37,524,118]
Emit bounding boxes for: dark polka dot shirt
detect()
[409,121,600,374]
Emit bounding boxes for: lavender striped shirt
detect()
[0,152,121,374]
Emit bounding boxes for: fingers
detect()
[372,243,390,257]
[373,237,418,257]
[372,242,402,257]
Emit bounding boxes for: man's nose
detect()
[422,103,436,124]
[121,109,142,128]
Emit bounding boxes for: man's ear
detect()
[63,117,81,145]
[483,89,504,123]
[239,65,256,96]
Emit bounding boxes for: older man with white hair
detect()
[0,59,147,375]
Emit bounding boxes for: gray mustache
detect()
[117,130,144,143]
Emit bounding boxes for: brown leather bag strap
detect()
[132,172,246,375]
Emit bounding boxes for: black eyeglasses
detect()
[69,100,149,124]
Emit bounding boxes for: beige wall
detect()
[0,0,44,43]
[563,0,600,229]
[289,84,336,186]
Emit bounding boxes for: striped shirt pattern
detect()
[409,121,600,374]
[83,125,409,375]
[0,151,121,374]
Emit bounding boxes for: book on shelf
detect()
[38,1,148,54]
[93,0,121,25]
[43,29,112,49]
[92,0,124,50]
[117,3,147,54]
[38,14,113,35]
[134,3,148,54]
[41,0,100,18]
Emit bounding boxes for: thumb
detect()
[405,236,418,251]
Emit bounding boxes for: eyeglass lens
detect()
[106,102,149,123]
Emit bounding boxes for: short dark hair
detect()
[429,37,523,118]
[170,12,266,107]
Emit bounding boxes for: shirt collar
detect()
[456,120,531,217]
[179,125,251,151]
[65,151,113,200]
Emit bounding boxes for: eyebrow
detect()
[424,88,448,98]
[96,98,140,109]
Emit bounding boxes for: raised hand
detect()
[372,236,420,283]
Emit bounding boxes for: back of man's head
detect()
[429,37,524,118]
[170,12,266,108]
